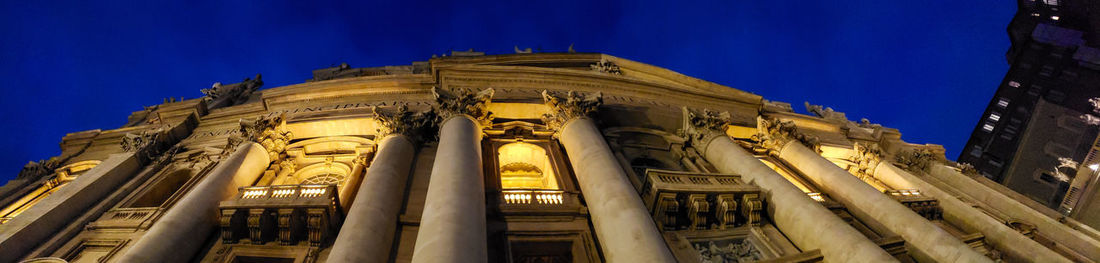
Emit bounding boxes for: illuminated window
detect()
[997,98,1010,108]
[1008,81,1021,88]
[1052,16,1060,21]
[0,161,99,224]
[989,113,1001,122]
[498,142,559,190]
[983,123,996,132]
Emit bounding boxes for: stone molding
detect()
[202,74,263,108]
[431,87,494,126]
[589,59,622,75]
[679,107,732,154]
[120,127,174,163]
[753,116,820,154]
[541,90,603,131]
[373,105,439,145]
[232,114,292,167]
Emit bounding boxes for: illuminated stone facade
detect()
[1,52,1099,263]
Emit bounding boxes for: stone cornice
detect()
[680,107,732,155]
[894,148,944,173]
[431,87,495,126]
[373,105,439,145]
[753,116,821,155]
[541,90,602,131]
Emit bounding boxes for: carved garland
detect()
[432,87,494,126]
[752,117,820,154]
[541,90,603,131]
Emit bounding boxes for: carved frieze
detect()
[373,105,439,144]
[202,74,263,108]
[432,87,494,126]
[642,170,763,231]
[680,107,732,154]
[753,117,820,154]
[693,239,762,263]
[541,90,603,131]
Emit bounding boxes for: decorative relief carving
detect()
[1006,220,1038,239]
[373,105,439,144]
[680,107,732,154]
[643,170,763,231]
[740,194,762,226]
[590,59,622,75]
[202,74,263,107]
[894,148,941,173]
[121,127,172,162]
[693,239,762,263]
[805,102,847,122]
[715,194,737,229]
[687,194,710,230]
[432,87,494,126]
[655,193,679,230]
[752,117,820,154]
[235,113,293,171]
[541,90,602,131]
[18,158,60,180]
[954,162,980,177]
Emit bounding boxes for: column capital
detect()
[680,107,731,154]
[848,143,888,185]
[541,90,602,131]
[432,87,494,127]
[373,105,438,145]
[233,113,292,165]
[893,148,943,173]
[753,116,820,154]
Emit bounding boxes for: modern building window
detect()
[989,113,1002,122]
[1008,81,1021,88]
[983,123,996,132]
[498,142,560,190]
[997,98,1011,108]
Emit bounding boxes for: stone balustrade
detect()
[217,184,343,246]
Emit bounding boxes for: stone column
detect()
[758,118,991,263]
[543,91,676,262]
[927,163,1100,260]
[329,107,435,263]
[681,108,894,262]
[410,88,493,263]
[871,160,1070,262]
[118,115,289,263]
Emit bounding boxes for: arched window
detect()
[498,142,559,190]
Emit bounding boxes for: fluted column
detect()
[118,115,289,263]
[759,118,991,263]
[543,91,676,262]
[410,88,493,263]
[871,160,1070,262]
[927,163,1100,260]
[329,107,435,263]
[117,142,270,262]
[681,108,894,262]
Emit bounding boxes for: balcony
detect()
[640,169,764,231]
[218,184,343,246]
[491,189,585,215]
[885,189,942,220]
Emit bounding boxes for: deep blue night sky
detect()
[0,1,1014,182]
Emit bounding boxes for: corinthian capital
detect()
[373,105,439,144]
[680,107,732,154]
[894,148,943,173]
[753,116,820,154]
[237,113,292,162]
[541,90,603,130]
[432,87,494,126]
[848,143,884,180]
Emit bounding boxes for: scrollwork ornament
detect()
[238,113,293,163]
[431,87,494,127]
[541,90,603,131]
[848,143,884,179]
[120,127,169,162]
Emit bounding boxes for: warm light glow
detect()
[807,192,825,202]
[1089,164,1099,171]
[498,142,559,190]
[0,161,100,224]
[1051,16,1060,20]
[759,159,814,193]
[502,190,564,205]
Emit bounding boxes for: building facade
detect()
[957,0,1100,229]
[0,52,1098,263]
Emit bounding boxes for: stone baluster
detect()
[757,117,991,263]
[328,106,435,263]
[117,115,289,263]
[869,157,1071,263]
[410,88,493,263]
[681,108,895,262]
[542,91,676,262]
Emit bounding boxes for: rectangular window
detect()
[983,123,996,132]
[989,113,1001,122]
[1008,81,1021,88]
[997,98,1011,108]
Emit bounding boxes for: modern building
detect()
[957,0,1100,230]
[1,52,1098,263]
